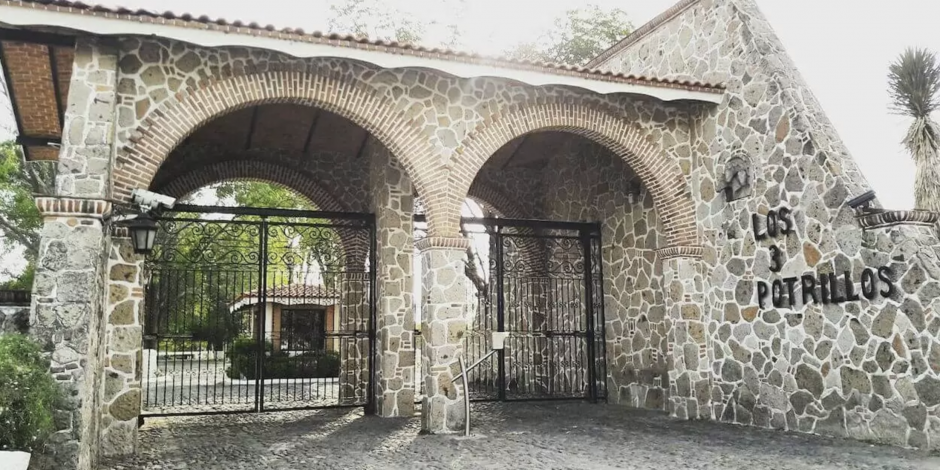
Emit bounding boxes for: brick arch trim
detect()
[452,101,699,248]
[153,160,351,213]
[114,70,435,207]
[468,181,530,220]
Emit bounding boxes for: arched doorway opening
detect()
[127,102,417,419]
[448,129,669,406]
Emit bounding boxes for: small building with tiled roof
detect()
[230,283,342,354]
[4,0,940,468]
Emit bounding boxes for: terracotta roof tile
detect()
[236,284,339,302]
[5,0,724,93]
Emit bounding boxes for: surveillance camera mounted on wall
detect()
[131,189,176,214]
[846,190,877,212]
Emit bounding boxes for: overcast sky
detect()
[0,0,932,210]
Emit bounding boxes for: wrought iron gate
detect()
[461,218,606,402]
[141,205,375,417]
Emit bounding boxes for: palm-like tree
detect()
[888,47,940,211]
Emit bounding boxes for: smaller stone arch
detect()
[151,160,369,271]
[449,99,700,249]
[154,160,351,213]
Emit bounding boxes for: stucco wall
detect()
[592,0,940,450]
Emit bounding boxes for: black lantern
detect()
[127,212,158,255]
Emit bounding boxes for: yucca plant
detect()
[888,47,940,211]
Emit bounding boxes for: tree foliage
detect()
[0,140,52,287]
[503,5,632,66]
[0,333,61,453]
[888,47,940,211]
[328,0,426,44]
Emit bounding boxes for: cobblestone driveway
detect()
[104,402,940,469]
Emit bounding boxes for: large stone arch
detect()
[114,70,435,208]
[452,100,699,248]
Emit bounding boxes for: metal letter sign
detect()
[751,206,894,310]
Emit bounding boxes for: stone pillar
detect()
[29,37,119,470]
[661,249,713,420]
[99,238,145,458]
[29,198,111,470]
[418,237,471,433]
[370,143,416,417]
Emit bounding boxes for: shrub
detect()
[225,338,268,380]
[0,334,61,453]
[225,338,341,380]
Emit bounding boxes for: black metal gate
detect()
[141,205,375,417]
[461,218,606,402]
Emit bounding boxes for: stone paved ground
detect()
[103,402,940,470]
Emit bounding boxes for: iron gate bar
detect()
[414,214,602,232]
[141,205,376,419]
[453,217,606,403]
[581,229,597,402]
[171,203,375,220]
[494,223,507,402]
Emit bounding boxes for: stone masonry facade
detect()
[12,0,940,468]
[592,0,940,450]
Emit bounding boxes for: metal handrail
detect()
[453,339,503,436]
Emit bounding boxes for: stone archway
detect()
[450,99,700,249]
[114,70,436,207]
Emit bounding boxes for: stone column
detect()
[370,144,416,417]
[418,237,472,433]
[99,238,145,458]
[30,198,111,470]
[29,38,119,470]
[660,249,713,420]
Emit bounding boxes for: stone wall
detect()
[28,36,118,470]
[369,139,417,417]
[592,0,940,450]
[98,238,144,457]
[111,37,698,244]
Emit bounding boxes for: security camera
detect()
[131,189,176,213]
[847,190,877,212]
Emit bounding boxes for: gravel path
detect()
[103,402,940,469]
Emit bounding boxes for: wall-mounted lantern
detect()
[126,213,159,255]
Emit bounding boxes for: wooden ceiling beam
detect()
[47,46,64,129]
[302,108,322,154]
[501,135,529,169]
[0,28,75,47]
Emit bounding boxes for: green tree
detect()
[888,47,940,211]
[503,5,632,66]
[215,181,344,287]
[0,140,52,288]
[328,0,426,44]
[327,0,466,47]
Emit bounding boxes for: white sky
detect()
[0,0,933,226]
